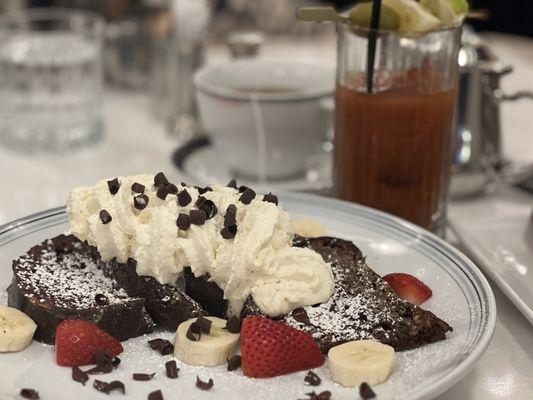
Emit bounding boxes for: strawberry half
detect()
[55,319,123,367]
[241,316,324,378]
[383,273,432,305]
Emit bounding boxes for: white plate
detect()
[449,185,533,325]
[0,193,495,400]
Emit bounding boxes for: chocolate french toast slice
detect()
[8,235,154,344]
[99,259,204,331]
[185,236,452,353]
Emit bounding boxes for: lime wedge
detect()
[383,0,441,32]
[420,0,468,24]
[347,3,400,31]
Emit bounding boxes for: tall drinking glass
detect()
[334,24,461,233]
[0,9,105,152]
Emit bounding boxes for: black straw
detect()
[366,0,382,93]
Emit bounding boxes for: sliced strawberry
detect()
[241,316,324,378]
[383,273,432,305]
[55,319,123,367]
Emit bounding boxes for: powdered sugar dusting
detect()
[13,239,129,309]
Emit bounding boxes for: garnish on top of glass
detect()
[299,0,468,234]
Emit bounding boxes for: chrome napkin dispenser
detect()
[451,28,533,198]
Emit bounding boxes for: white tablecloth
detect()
[1,32,533,400]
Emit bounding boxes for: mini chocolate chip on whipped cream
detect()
[134,194,149,210]
[131,182,145,194]
[99,209,112,224]
[176,213,191,231]
[263,193,278,205]
[107,178,120,195]
[67,174,334,318]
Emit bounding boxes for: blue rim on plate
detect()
[0,193,496,400]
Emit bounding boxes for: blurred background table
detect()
[1,30,533,400]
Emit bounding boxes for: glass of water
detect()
[0,9,105,152]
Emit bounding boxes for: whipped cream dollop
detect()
[66,174,334,317]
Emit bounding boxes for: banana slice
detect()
[0,305,37,352]
[328,340,395,387]
[174,317,239,367]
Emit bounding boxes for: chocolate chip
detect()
[133,373,155,381]
[72,366,89,385]
[220,224,237,239]
[196,186,212,195]
[148,338,174,355]
[223,206,237,227]
[85,364,113,374]
[359,382,376,399]
[93,380,125,394]
[304,371,321,386]
[196,316,212,334]
[190,209,206,225]
[186,322,202,341]
[95,293,109,306]
[165,360,179,379]
[107,178,120,195]
[239,188,256,205]
[166,183,178,194]
[196,376,214,391]
[238,185,248,193]
[225,316,241,333]
[20,389,39,399]
[199,199,217,219]
[112,357,121,367]
[176,213,190,231]
[99,209,112,224]
[154,172,169,187]
[148,390,164,400]
[134,194,149,210]
[131,182,145,194]
[263,193,278,206]
[156,185,171,200]
[227,179,238,189]
[227,355,241,371]
[195,196,206,208]
[177,189,192,206]
[291,307,311,325]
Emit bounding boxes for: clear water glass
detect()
[0,9,105,152]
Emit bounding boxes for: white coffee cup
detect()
[194,59,334,180]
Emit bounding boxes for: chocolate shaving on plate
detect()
[227,355,242,371]
[148,390,164,400]
[177,189,192,206]
[131,182,145,194]
[154,172,169,187]
[107,178,120,195]
[148,338,174,355]
[93,380,125,394]
[303,391,331,400]
[304,371,321,386]
[20,388,39,399]
[239,188,256,205]
[165,360,179,379]
[196,316,212,334]
[196,376,214,391]
[85,363,113,375]
[359,382,376,399]
[227,179,238,189]
[134,194,149,210]
[99,209,112,224]
[93,351,120,368]
[133,373,156,381]
[72,366,89,385]
[225,316,241,333]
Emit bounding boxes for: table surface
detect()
[1,32,533,399]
